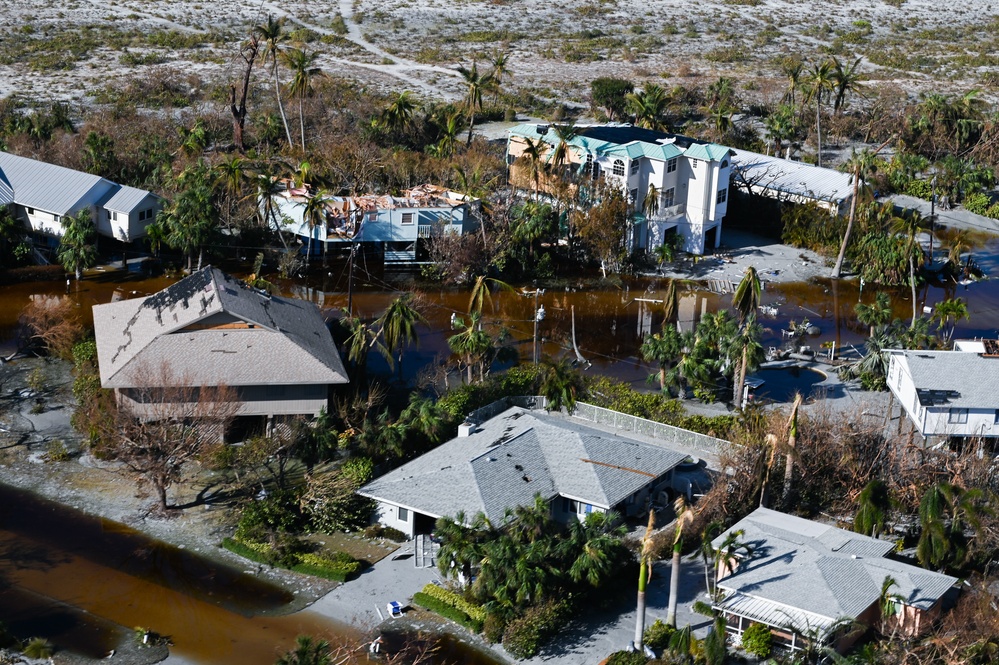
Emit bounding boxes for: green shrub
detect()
[643,619,675,651]
[963,192,992,216]
[362,524,407,541]
[606,651,648,665]
[904,179,933,200]
[413,591,483,632]
[501,599,571,659]
[420,583,488,623]
[235,489,303,542]
[222,537,269,564]
[483,613,506,644]
[986,203,999,220]
[741,622,772,658]
[222,538,361,581]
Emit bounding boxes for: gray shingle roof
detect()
[359,407,688,524]
[898,350,999,409]
[93,267,347,388]
[0,150,113,215]
[714,508,956,624]
[104,185,156,213]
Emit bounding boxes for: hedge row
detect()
[419,583,487,623]
[221,538,361,582]
[412,591,484,632]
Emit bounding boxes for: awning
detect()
[714,592,839,636]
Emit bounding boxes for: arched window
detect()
[721,159,729,168]
[612,159,625,176]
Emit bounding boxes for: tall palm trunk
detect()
[466,110,475,146]
[733,346,748,409]
[273,62,293,148]
[815,98,822,168]
[782,394,802,503]
[909,255,918,328]
[299,96,306,151]
[832,162,860,279]
[635,559,649,649]
[666,539,682,626]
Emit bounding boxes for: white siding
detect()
[375,501,415,538]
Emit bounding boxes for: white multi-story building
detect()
[887,339,999,442]
[506,123,733,255]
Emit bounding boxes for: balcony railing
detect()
[648,203,685,222]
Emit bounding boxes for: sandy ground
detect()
[0,0,996,106]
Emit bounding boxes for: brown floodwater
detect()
[3,246,999,382]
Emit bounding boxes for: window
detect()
[110,211,118,222]
[612,159,625,176]
[948,408,969,425]
[630,159,640,175]
[592,163,602,181]
[994,409,999,425]
[584,503,593,514]
[630,188,639,209]
[721,159,729,168]
[53,214,60,222]
[666,158,677,173]
[398,507,409,521]
[562,498,579,513]
[690,159,699,168]
[368,211,378,222]
[717,189,727,204]
[401,212,415,225]
[583,154,593,174]
[25,207,34,215]
[663,187,675,207]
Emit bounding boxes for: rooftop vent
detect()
[458,422,476,438]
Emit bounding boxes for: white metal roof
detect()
[104,185,156,213]
[729,148,855,205]
[0,150,113,215]
[715,592,838,635]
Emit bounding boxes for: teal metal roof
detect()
[683,143,733,162]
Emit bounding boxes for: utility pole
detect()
[523,288,545,364]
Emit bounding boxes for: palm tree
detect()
[803,59,835,168]
[855,291,893,337]
[917,482,990,571]
[379,90,417,136]
[626,83,670,131]
[854,479,891,537]
[160,165,217,271]
[713,529,753,592]
[539,356,585,413]
[253,161,291,249]
[764,104,798,158]
[931,297,970,346]
[430,111,462,158]
[253,15,293,149]
[213,155,250,199]
[448,312,494,383]
[781,393,803,503]
[642,183,660,220]
[729,316,764,409]
[830,56,865,115]
[666,495,694,627]
[58,209,98,281]
[731,266,762,408]
[456,61,494,146]
[549,122,579,176]
[634,510,655,651]
[781,56,804,106]
[275,635,331,665]
[703,613,727,665]
[489,51,510,104]
[282,47,322,151]
[566,512,628,588]
[641,325,683,393]
[436,511,492,585]
[21,638,54,660]
[300,190,329,267]
[467,275,515,322]
[516,136,548,197]
[832,142,886,279]
[890,210,927,327]
[375,294,426,376]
